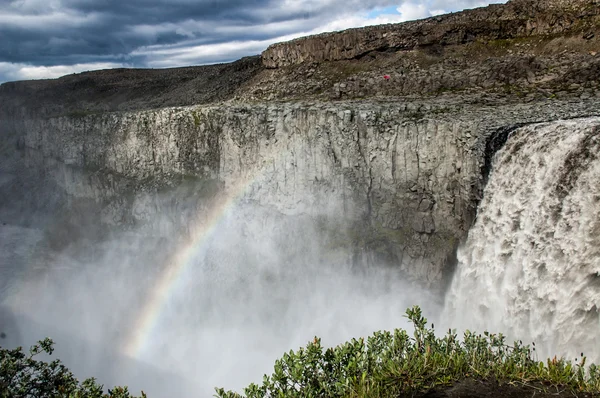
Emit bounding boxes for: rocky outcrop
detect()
[1,1,598,109]
[262,0,600,68]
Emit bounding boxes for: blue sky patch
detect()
[366,5,400,18]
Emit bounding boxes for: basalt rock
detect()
[262,0,600,68]
[1,0,600,290]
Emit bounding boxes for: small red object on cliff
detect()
[383,75,391,80]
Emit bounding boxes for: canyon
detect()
[0,0,599,395]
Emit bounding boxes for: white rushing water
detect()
[443,117,600,362]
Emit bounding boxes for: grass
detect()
[215,306,600,398]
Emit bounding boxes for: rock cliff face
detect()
[262,0,600,68]
[4,98,598,288]
[1,0,600,291]
[248,0,600,102]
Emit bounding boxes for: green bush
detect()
[215,306,600,398]
[4,306,600,398]
[0,337,144,398]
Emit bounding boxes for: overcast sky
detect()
[0,0,506,83]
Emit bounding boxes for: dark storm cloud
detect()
[0,0,505,82]
[0,0,360,66]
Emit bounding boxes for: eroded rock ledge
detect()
[262,0,600,68]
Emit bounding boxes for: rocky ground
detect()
[421,378,597,398]
[0,55,262,117]
[241,35,600,103]
[1,0,599,117]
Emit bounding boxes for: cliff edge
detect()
[1,0,600,290]
[247,0,600,102]
[1,0,599,115]
[262,0,599,67]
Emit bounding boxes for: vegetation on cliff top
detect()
[0,337,145,398]
[215,306,600,398]
[2,306,599,397]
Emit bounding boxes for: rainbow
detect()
[123,159,272,358]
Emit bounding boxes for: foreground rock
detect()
[422,378,596,398]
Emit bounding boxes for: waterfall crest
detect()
[443,117,600,361]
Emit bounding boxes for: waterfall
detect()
[443,117,600,361]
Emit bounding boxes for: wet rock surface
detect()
[3,97,600,288]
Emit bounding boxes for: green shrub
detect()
[215,306,600,398]
[4,306,600,398]
[0,337,144,398]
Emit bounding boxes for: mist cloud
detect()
[1,197,443,396]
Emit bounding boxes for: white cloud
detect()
[396,2,430,20]
[313,13,405,31]
[134,40,271,68]
[0,62,126,82]
[430,9,447,16]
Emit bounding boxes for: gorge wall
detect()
[1,0,600,293]
[2,1,600,393]
[2,98,599,290]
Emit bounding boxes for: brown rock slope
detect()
[1,0,600,114]
[242,0,600,102]
[262,0,600,67]
[0,56,262,118]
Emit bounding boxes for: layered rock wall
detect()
[262,0,599,68]
[2,0,600,289]
[10,98,600,286]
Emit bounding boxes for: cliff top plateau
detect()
[1,0,599,117]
